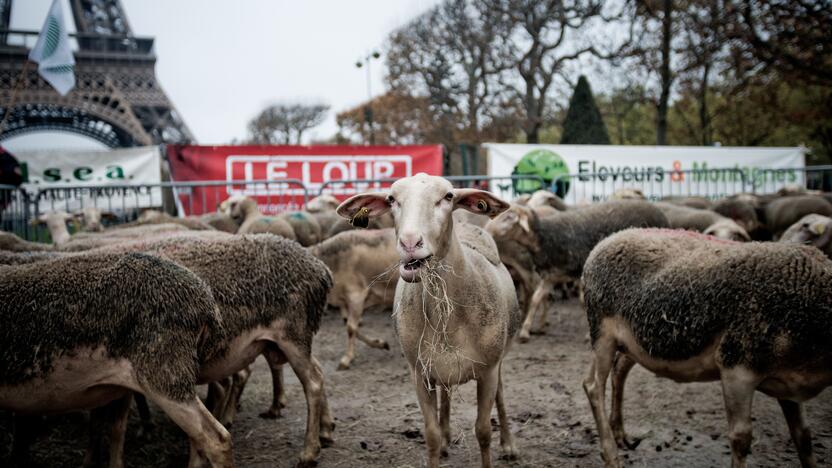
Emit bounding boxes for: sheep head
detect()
[337,173,508,282]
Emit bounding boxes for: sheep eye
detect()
[444,192,454,201]
[386,195,395,205]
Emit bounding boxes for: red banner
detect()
[166,145,444,215]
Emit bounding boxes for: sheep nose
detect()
[399,233,423,253]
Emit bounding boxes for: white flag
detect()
[28,0,75,96]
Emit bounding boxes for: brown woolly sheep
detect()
[0,252,232,467]
[280,211,323,246]
[3,232,335,466]
[780,213,832,258]
[582,228,832,468]
[0,231,51,252]
[199,212,240,233]
[609,187,646,200]
[712,196,763,238]
[654,201,726,232]
[219,195,296,240]
[337,174,521,468]
[660,195,712,210]
[90,233,335,466]
[305,194,340,213]
[309,228,399,370]
[703,218,751,242]
[486,201,669,340]
[765,195,832,239]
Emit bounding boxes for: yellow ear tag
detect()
[812,223,827,235]
[350,207,371,228]
[477,200,488,212]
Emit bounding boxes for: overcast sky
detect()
[4,0,441,151]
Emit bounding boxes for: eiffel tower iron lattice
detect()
[0,0,194,147]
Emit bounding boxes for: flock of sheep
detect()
[0,173,831,468]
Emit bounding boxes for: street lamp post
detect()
[355,50,380,145]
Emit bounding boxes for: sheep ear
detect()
[336,192,390,227]
[453,189,509,219]
[519,213,531,233]
[101,211,118,221]
[738,228,751,242]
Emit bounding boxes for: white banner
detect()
[485,144,806,202]
[16,146,162,213]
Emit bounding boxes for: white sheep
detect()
[337,174,521,468]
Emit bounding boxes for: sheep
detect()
[121,209,213,231]
[325,210,396,238]
[280,211,322,246]
[76,206,116,231]
[199,211,239,233]
[0,252,233,466]
[780,213,832,258]
[92,233,334,465]
[309,228,399,370]
[712,196,762,237]
[485,201,669,341]
[703,218,751,242]
[527,190,568,211]
[219,195,296,240]
[0,231,52,252]
[581,228,832,468]
[654,201,726,232]
[764,194,832,239]
[309,210,341,240]
[9,232,336,466]
[336,174,521,468]
[660,195,712,210]
[305,194,340,213]
[35,211,189,250]
[609,187,646,200]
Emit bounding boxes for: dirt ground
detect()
[1,298,830,467]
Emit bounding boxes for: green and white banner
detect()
[485,144,806,202]
[16,146,162,212]
[29,0,75,96]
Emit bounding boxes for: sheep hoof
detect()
[617,435,644,451]
[517,333,530,343]
[320,434,335,448]
[294,459,318,468]
[337,359,351,371]
[258,409,281,419]
[499,445,518,460]
[381,342,390,351]
[440,447,449,458]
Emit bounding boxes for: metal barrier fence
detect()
[2,167,831,242]
[317,175,545,202]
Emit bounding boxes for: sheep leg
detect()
[313,356,336,447]
[495,364,517,460]
[276,338,324,467]
[145,393,232,468]
[439,386,451,457]
[106,394,132,468]
[518,275,543,342]
[609,353,641,450]
[260,346,288,419]
[532,276,553,334]
[206,379,230,421]
[778,399,816,468]
[475,366,499,468]
[220,367,252,427]
[413,370,441,468]
[134,393,153,438]
[338,292,369,370]
[720,367,758,468]
[582,334,621,468]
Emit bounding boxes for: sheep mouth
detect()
[403,255,433,271]
[400,254,433,282]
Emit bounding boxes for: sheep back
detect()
[583,228,832,373]
[0,252,223,401]
[533,200,669,276]
[765,195,832,237]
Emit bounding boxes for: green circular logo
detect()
[512,149,571,197]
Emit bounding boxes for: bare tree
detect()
[247,102,329,144]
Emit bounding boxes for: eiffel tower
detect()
[0,0,193,147]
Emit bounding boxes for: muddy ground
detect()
[1,298,830,467]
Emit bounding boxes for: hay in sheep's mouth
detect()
[403,254,433,272]
[410,257,483,393]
